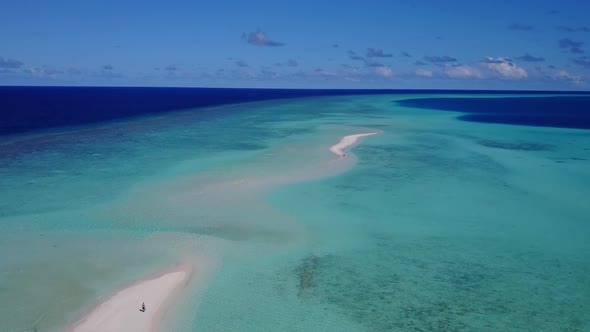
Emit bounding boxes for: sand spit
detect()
[329,132,378,158]
[69,264,192,332]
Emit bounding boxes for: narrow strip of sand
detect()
[69,265,191,332]
[329,132,378,158]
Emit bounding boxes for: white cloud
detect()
[444,65,482,79]
[415,68,433,77]
[23,66,64,78]
[555,70,584,85]
[482,57,527,79]
[440,58,527,80]
[374,66,394,78]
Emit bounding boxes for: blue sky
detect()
[1,0,590,90]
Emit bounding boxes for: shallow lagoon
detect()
[1,94,589,331]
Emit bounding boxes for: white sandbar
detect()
[70,266,191,332]
[329,132,378,158]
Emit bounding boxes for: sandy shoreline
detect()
[329,132,378,158]
[68,264,192,332]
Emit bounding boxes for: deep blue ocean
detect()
[1,87,588,135]
[396,96,590,129]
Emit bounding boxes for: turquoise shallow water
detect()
[1,95,589,331]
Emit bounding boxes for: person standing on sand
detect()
[140,302,146,312]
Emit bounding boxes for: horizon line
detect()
[1,85,589,94]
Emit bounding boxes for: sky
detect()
[1,0,590,90]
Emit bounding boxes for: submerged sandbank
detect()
[69,264,192,332]
[67,131,378,332]
[329,132,378,158]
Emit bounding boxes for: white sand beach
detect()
[329,132,378,158]
[69,265,192,332]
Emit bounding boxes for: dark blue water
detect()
[0,87,431,135]
[1,87,588,135]
[396,96,590,129]
[0,86,359,135]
